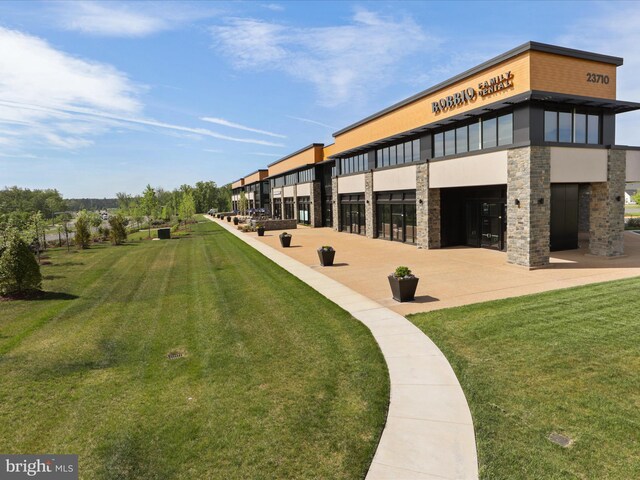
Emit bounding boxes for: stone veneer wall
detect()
[311,181,323,227]
[589,149,626,256]
[332,177,340,231]
[364,172,375,238]
[578,184,591,233]
[507,146,551,267]
[416,163,429,248]
[428,188,441,248]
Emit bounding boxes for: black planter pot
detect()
[279,234,292,247]
[388,275,419,302]
[317,249,335,266]
[227,216,231,222]
[233,217,239,225]
[257,227,265,237]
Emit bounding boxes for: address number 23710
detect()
[586,73,610,84]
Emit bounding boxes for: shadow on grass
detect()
[49,261,84,267]
[43,275,65,280]
[34,291,79,301]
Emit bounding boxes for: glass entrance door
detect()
[391,205,404,242]
[480,203,503,250]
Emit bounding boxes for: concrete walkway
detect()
[205,216,478,480]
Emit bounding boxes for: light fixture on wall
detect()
[615,195,622,202]
[515,199,520,207]
[366,199,370,204]
[538,198,544,205]
[418,199,424,204]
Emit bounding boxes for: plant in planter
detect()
[317,245,335,266]
[233,217,239,225]
[227,216,231,222]
[256,224,265,237]
[279,232,292,247]
[388,266,419,302]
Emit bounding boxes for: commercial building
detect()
[231,41,640,268]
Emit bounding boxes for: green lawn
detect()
[0,219,388,479]
[409,278,640,480]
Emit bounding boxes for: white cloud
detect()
[53,1,217,37]
[250,152,281,157]
[261,4,285,12]
[0,27,285,151]
[210,9,439,106]
[286,115,336,129]
[558,3,640,146]
[201,117,286,138]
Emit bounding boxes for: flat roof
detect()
[333,41,624,137]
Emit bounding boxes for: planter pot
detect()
[233,217,239,225]
[388,275,419,302]
[317,249,335,266]
[257,227,265,237]
[227,216,231,222]
[279,234,292,247]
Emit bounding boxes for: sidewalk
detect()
[206,216,479,480]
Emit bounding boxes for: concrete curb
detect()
[205,216,478,479]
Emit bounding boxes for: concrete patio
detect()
[245,226,640,315]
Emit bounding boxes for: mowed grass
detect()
[0,219,389,479]
[409,278,640,480]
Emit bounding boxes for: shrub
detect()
[0,230,42,296]
[109,214,128,245]
[626,217,640,229]
[394,266,413,278]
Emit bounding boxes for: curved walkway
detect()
[205,216,478,480]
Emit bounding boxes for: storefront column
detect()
[428,188,441,248]
[507,146,551,268]
[416,163,429,248]
[293,186,298,222]
[311,181,322,227]
[365,171,375,238]
[589,149,625,257]
[332,177,340,231]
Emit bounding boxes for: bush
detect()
[0,230,42,296]
[74,213,91,249]
[109,214,128,245]
[626,217,640,229]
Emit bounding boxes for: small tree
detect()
[74,211,92,249]
[634,191,640,205]
[238,191,248,216]
[0,229,42,296]
[108,213,128,245]
[179,191,196,228]
[140,185,158,238]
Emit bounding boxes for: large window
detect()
[340,194,365,235]
[376,139,420,168]
[340,153,368,175]
[273,198,281,219]
[297,196,311,225]
[298,167,315,183]
[433,113,513,158]
[376,191,416,244]
[544,109,600,144]
[284,197,295,219]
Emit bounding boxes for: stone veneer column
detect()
[279,191,285,220]
[507,146,551,268]
[311,181,322,227]
[293,185,298,221]
[428,188,441,248]
[364,171,375,238]
[416,163,429,248]
[332,177,340,231]
[589,149,626,256]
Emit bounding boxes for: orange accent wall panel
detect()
[529,51,616,99]
[269,145,324,177]
[231,179,244,189]
[244,170,268,185]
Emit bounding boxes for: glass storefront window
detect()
[434,133,444,158]
[573,113,586,143]
[482,118,497,149]
[497,113,513,146]
[456,126,468,154]
[544,111,557,141]
[558,112,572,142]
[587,114,599,144]
[412,139,420,162]
[468,121,481,151]
[444,130,456,156]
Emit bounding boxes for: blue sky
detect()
[1,0,639,198]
